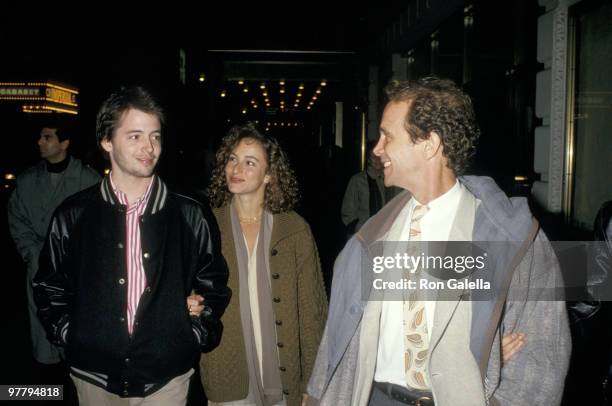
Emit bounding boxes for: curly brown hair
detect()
[385,77,480,175]
[207,123,300,213]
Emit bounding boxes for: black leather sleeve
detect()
[32,210,74,347]
[190,202,231,353]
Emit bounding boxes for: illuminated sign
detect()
[46,88,77,105]
[0,82,78,114]
[0,88,41,96]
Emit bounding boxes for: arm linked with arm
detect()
[492,232,571,406]
[191,205,231,353]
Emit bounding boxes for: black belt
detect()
[373,381,434,406]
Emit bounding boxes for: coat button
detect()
[275,320,282,326]
[119,317,125,323]
[125,358,130,364]
[273,297,281,303]
[277,342,284,348]
[271,249,278,256]
[283,390,289,395]
[279,366,286,372]
[143,252,150,259]
[118,278,125,285]
[117,243,124,249]
[272,273,280,279]
[145,286,151,293]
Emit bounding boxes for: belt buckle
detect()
[415,396,432,406]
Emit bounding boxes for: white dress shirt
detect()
[374,180,466,388]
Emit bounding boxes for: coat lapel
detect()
[270,212,292,249]
[216,205,239,273]
[216,206,300,277]
[429,188,477,351]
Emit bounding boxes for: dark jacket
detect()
[33,176,231,397]
[593,201,612,289]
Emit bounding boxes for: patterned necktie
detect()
[403,204,430,390]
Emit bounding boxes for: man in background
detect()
[341,141,398,235]
[8,117,100,376]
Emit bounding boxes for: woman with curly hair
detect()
[196,123,327,406]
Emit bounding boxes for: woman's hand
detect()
[187,294,205,317]
[502,332,526,366]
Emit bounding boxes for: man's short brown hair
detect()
[385,77,480,175]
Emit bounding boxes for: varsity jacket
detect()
[33,175,231,397]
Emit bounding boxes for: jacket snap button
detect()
[277,342,284,348]
[117,243,124,249]
[279,366,286,372]
[283,390,289,395]
[272,273,280,279]
[275,320,282,326]
[145,286,151,293]
[271,249,278,256]
[273,297,281,303]
[143,252,150,259]
[119,317,125,323]
[119,278,125,285]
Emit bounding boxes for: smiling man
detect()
[32,86,230,405]
[306,78,570,406]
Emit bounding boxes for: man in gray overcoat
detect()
[8,118,100,366]
[306,78,571,406]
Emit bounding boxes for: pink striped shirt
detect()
[110,175,154,335]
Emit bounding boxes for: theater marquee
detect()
[0,82,78,114]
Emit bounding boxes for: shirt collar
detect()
[412,179,462,215]
[109,171,155,209]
